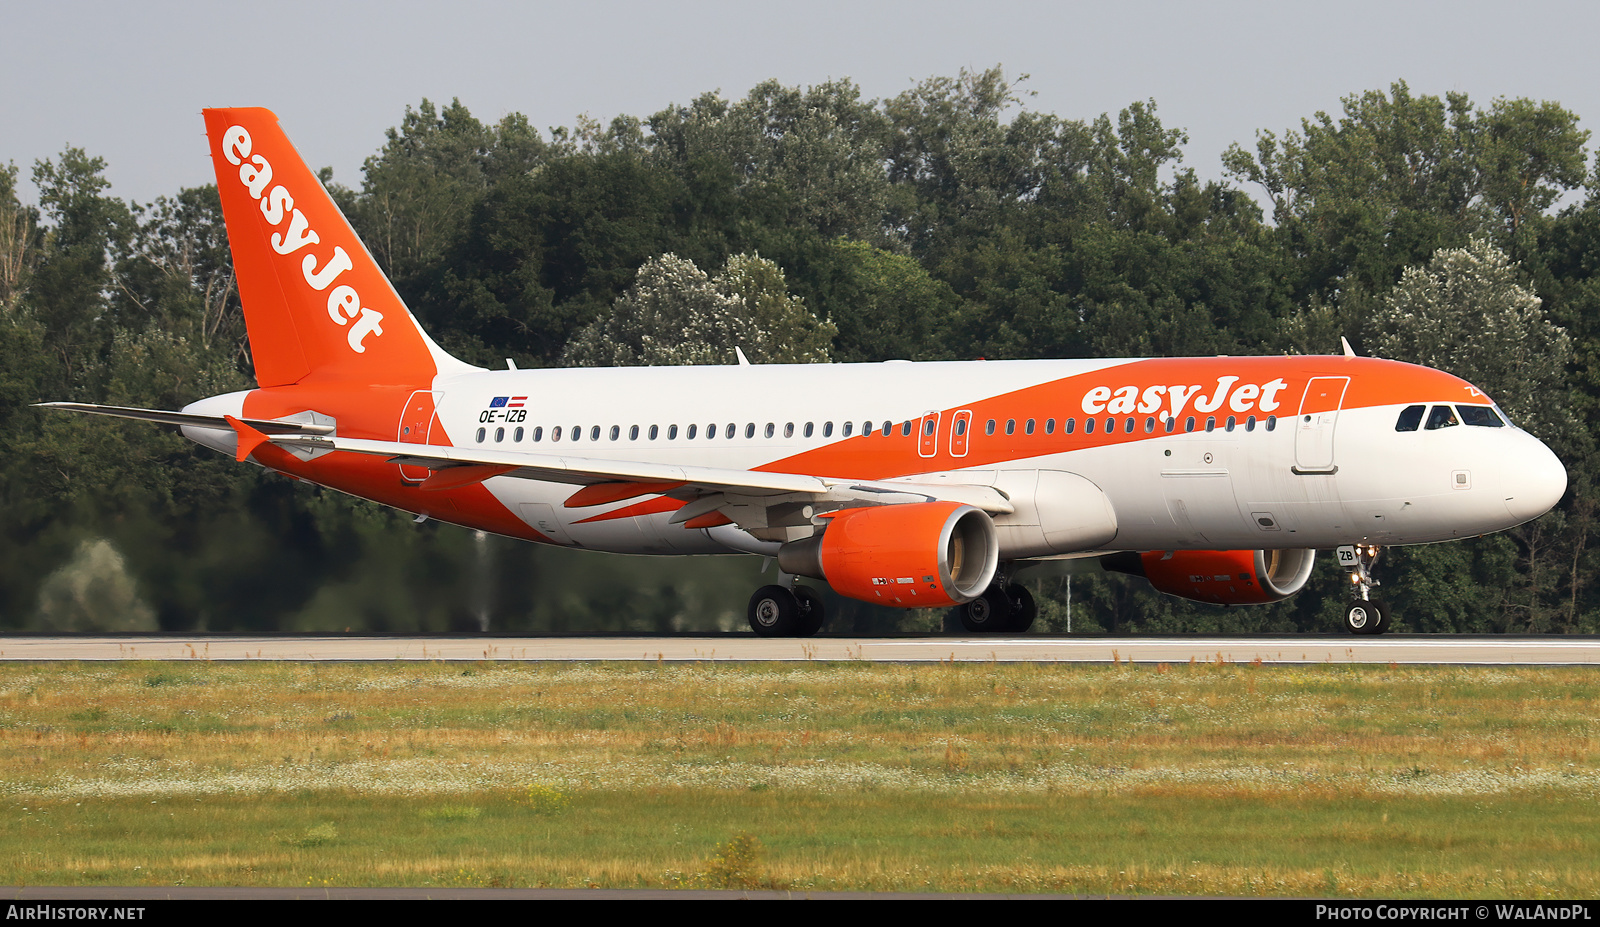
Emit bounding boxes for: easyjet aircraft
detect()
[43,108,1569,636]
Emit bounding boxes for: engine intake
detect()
[778,502,999,607]
[1102,548,1316,605]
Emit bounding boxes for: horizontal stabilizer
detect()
[35,402,334,436]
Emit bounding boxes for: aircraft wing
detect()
[38,402,1014,540]
[262,429,1016,518]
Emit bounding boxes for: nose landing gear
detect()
[1338,544,1391,635]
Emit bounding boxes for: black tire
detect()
[960,587,1012,633]
[1006,583,1037,634]
[793,586,826,637]
[1343,599,1379,635]
[1369,599,1392,635]
[748,585,799,637]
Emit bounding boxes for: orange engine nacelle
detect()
[1103,548,1316,605]
[776,502,999,608]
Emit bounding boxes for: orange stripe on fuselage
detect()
[572,495,684,525]
[756,356,1487,481]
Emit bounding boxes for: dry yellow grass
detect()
[0,660,1595,895]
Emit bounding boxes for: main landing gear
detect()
[1339,544,1391,635]
[747,583,826,637]
[953,582,1037,634]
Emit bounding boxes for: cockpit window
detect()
[1395,405,1425,432]
[1458,405,1505,427]
[1425,405,1459,430]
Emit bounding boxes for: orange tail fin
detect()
[203,107,471,388]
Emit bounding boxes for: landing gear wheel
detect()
[1339,544,1387,635]
[1005,583,1037,634]
[1368,598,1391,635]
[793,586,826,637]
[748,585,799,637]
[958,587,1011,633]
[1344,600,1381,635]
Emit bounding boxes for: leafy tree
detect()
[1224,82,1589,349]
[27,148,134,386]
[564,253,833,366]
[0,163,40,320]
[1369,237,1573,441]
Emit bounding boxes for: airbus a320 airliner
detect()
[43,108,1569,636]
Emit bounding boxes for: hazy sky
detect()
[4,0,1597,207]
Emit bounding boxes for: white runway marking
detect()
[2,635,1598,664]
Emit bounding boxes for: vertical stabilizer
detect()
[203,107,472,388]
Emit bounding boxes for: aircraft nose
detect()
[1505,436,1567,524]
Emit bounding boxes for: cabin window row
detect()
[978,415,1278,437]
[473,414,1279,445]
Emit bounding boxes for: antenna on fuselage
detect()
[1341,336,1357,358]
[735,347,752,366]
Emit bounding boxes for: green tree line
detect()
[2,70,1597,634]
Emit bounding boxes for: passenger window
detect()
[764,423,775,438]
[1045,418,1055,435]
[1458,405,1505,427]
[1425,405,1459,430]
[726,423,736,439]
[572,426,582,441]
[514,427,524,442]
[1395,405,1425,432]
[475,427,486,443]
[1205,416,1216,433]
[1144,417,1154,434]
[1104,417,1114,434]
[532,426,543,442]
[863,421,873,435]
[1266,415,1277,431]
[1225,416,1236,432]
[883,422,893,437]
[648,425,658,440]
[1245,416,1256,432]
[823,422,833,437]
[629,425,639,440]
[1025,419,1035,435]
[610,425,620,441]
[901,421,912,436]
[1005,419,1016,435]
[1085,418,1095,435]
[550,426,561,441]
[1124,417,1134,434]
[955,418,967,436]
[1065,418,1075,434]
[1164,417,1175,433]
[842,421,853,437]
[924,419,935,436]
[668,424,678,439]
[986,419,996,436]
[495,427,505,442]
[591,425,601,441]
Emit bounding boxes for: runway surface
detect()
[2,634,1599,664]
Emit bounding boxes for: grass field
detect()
[0,659,1596,896]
